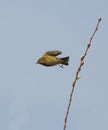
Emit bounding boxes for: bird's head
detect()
[36,57,45,65]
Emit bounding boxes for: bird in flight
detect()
[36,50,69,68]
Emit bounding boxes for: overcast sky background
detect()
[0,0,108,130]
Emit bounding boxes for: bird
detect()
[36,50,69,67]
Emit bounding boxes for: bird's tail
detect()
[60,56,69,65]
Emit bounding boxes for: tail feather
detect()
[60,56,69,65]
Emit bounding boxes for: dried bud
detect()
[88,43,91,48]
[80,56,84,61]
[98,17,102,22]
[77,75,80,79]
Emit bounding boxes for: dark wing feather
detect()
[46,50,62,56]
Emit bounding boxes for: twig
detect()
[63,18,102,130]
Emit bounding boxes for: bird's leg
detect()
[58,64,64,69]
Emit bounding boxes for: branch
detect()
[63,17,102,130]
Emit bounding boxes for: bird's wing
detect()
[45,50,62,56]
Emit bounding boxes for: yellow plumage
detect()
[36,50,69,67]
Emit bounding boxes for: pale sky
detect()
[0,0,108,130]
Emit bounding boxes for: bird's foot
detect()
[58,64,64,69]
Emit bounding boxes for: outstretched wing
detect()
[45,50,62,56]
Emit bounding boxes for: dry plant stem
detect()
[63,18,101,130]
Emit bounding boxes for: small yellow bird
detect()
[36,50,69,67]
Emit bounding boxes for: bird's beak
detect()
[36,60,38,64]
